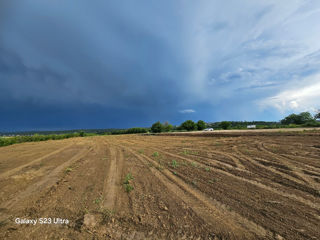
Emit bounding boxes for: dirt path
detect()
[102,142,125,210]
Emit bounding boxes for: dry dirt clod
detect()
[83,214,96,228]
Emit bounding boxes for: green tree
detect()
[151,121,163,133]
[281,112,314,125]
[79,131,85,137]
[163,121,173,132]
[299,112,314,123]
[314,110,320,119]
[220,121,231,130]
[196,120,206,130]
[180,120,196,131]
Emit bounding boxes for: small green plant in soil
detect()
[123,173,134,193]
[171,160,178,168]
[93,196,102,204]
[152,151,159,157]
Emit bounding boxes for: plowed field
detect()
[0,130,320,239]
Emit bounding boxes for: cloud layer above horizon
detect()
[1,0,320,130]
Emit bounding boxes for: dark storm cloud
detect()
[1,0,320,131]
[0,1,188,118]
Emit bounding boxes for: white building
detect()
[247,125,256,129]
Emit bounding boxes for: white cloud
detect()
[258,74,320,113]
[178,0,320,109]
[179,109,196,114]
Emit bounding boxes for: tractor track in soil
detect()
[0,131,320,239]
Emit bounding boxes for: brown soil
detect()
[0,129,320,239]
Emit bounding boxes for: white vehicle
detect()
[247,125,256,129]
[204,128,214,131]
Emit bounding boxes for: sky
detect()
[1,0,320,131]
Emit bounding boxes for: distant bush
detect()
[302,120,320,127]
[163,122,173,132]
[110,128,148,135]
[180,120,196,131]
[0,132,83,148]
[220,121,232,130]
[196,120,206,130]
[151,121,164,133]
[126,128,148,134]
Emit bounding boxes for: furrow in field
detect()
[279,154,320,171]
[120,139,248,173]
[233,146,309,186]
[118,138,320,207]
[142,146,320,211]
[0,146,92,212]
[10,139,107,240]
[181,147,247,171]
[0,142,75,180]
[257,141,320,189]
[120,145,272,240]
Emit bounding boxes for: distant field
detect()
[0,129,320,239]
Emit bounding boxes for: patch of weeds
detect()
[124,173,133,184]
[191,162,197,167]
[65,167,72,173]
[123,173,134,193]
[0,219,8,227]
[183,150,199,155]
[208,179,217,184]
[205,167,210,171]
[157,159,163,166]
[173,171,177,175]
[138,149,144,154]
[93,197,102,205]
[152,152,160,158]
[155,165,163,171]
[100,208,115,224]
[84,207,89,214]
[101,157,107,160]
[242,148,249,153]
[192,180,197,186]
[171,160,178,168]
[125,184,134,193]
[182,150,189,155]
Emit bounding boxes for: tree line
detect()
[1,111,319,148]
[0,132,86,147]
[150,120,206,133]
[150,111,320,133]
